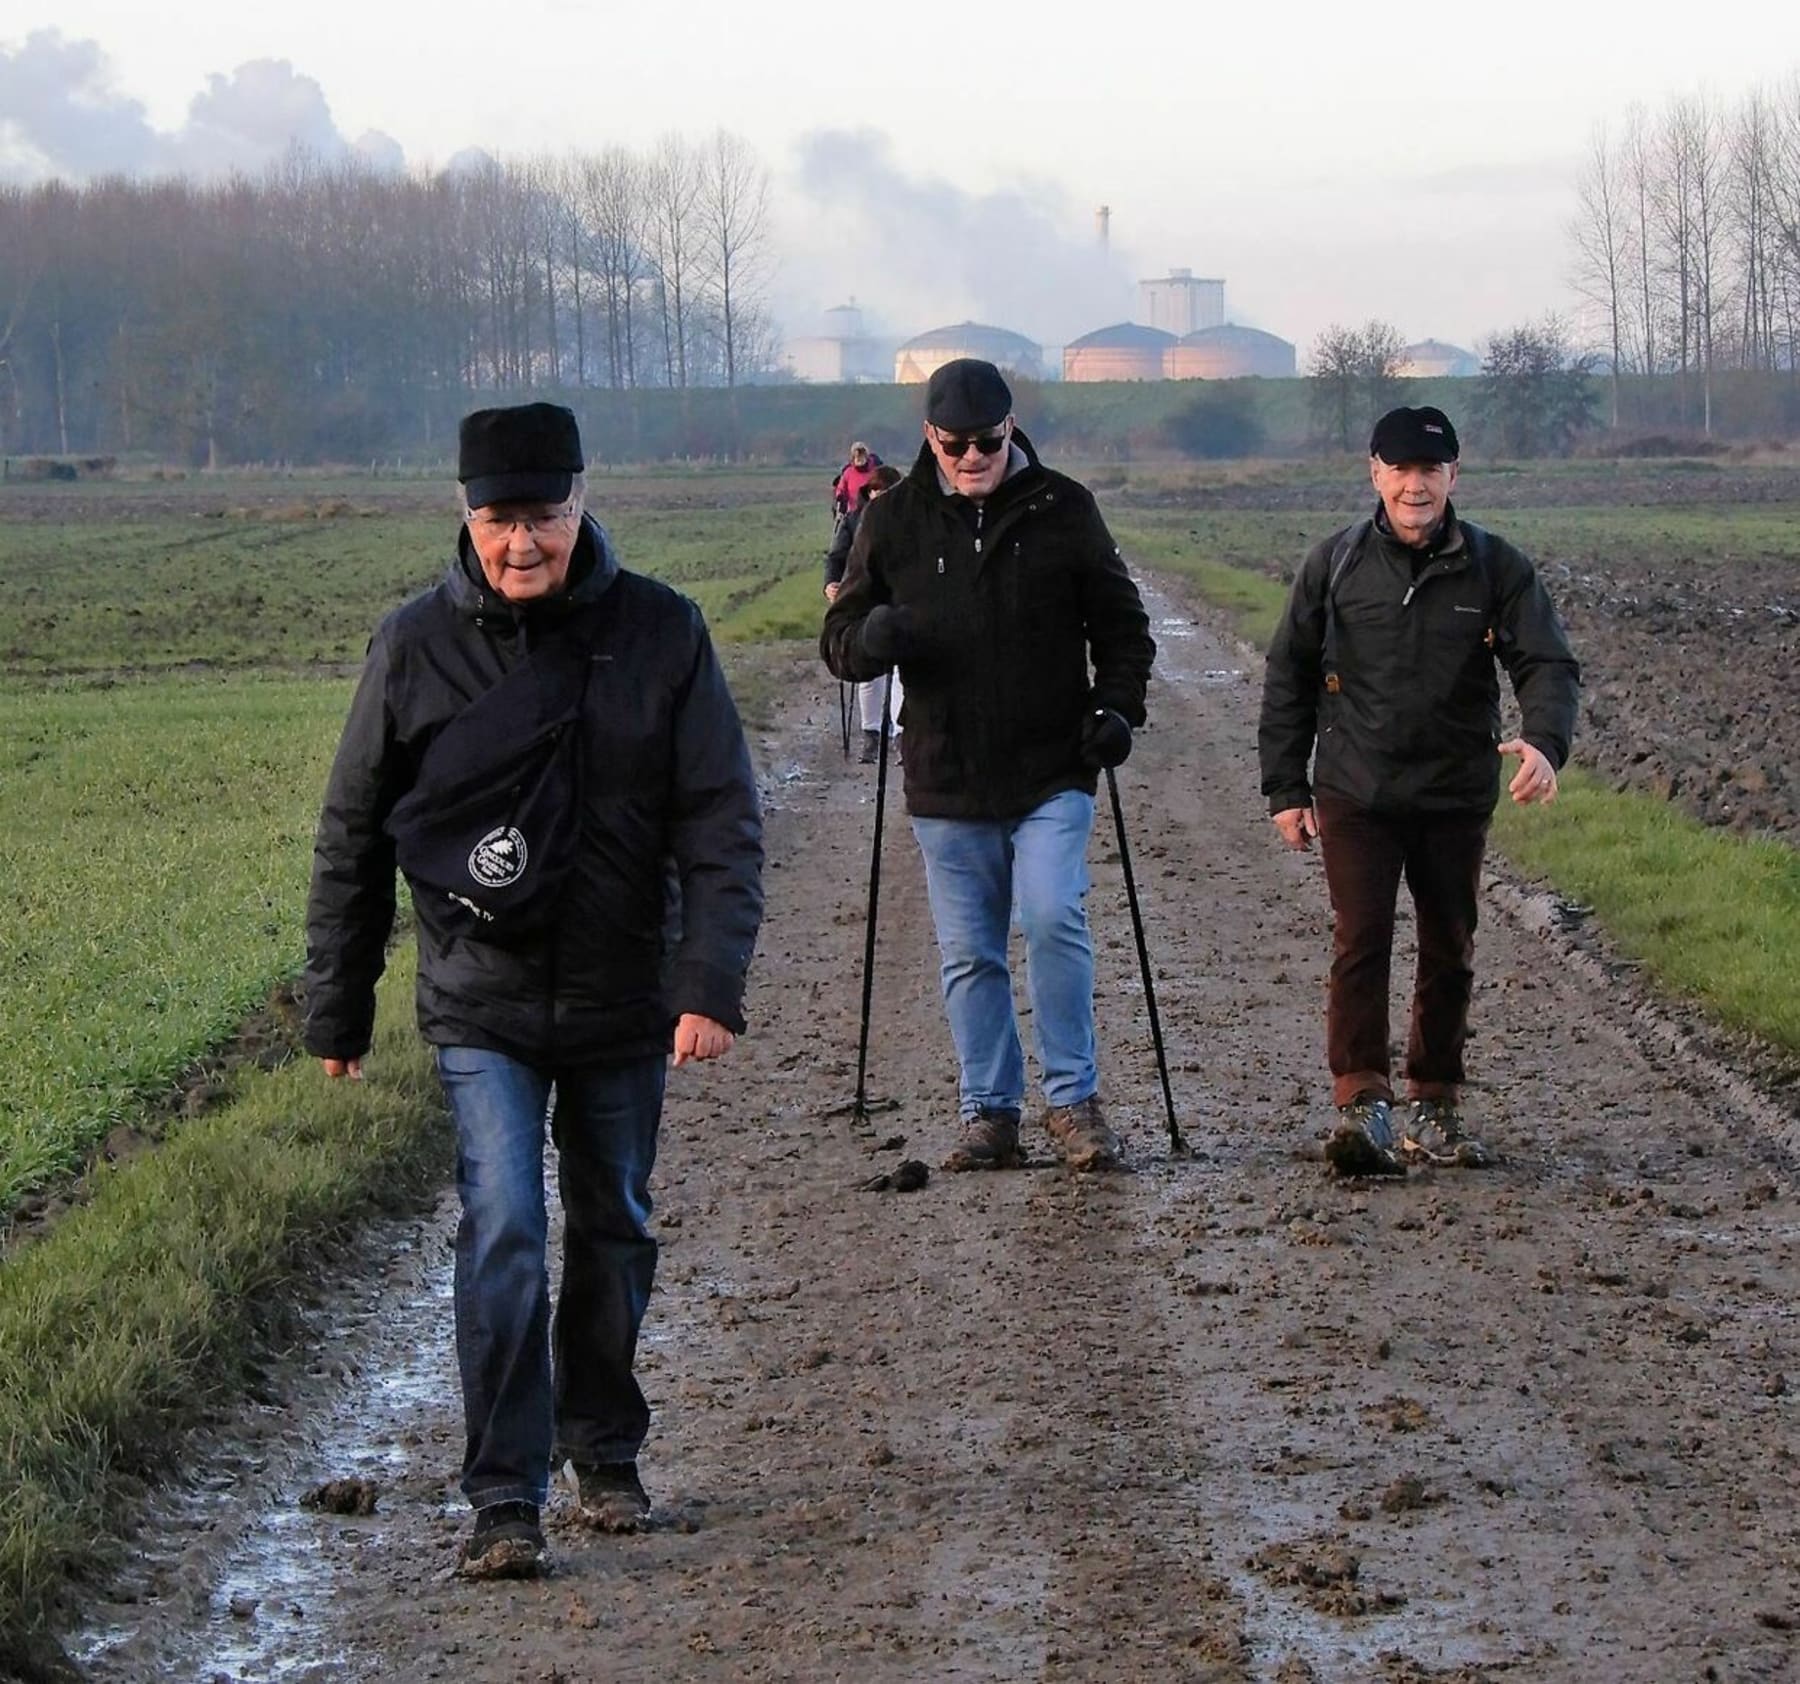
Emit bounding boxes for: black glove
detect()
[1080,707,1133,770]
[859,604,918,667]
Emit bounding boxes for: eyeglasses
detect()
[467,504,578,538]
[932,428,1008,459]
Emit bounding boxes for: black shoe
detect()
[1325,1093,1405,1178]
[859,729,881,764]
[943,1108,1023,1171]
[1401,1098,1494,1168]
[568,1460,650,1532]
[457,1500,546,1579]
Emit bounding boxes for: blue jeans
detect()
[911,789,1098,1118]
[436,1046,665,1509]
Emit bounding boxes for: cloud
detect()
[0,30,405,183]
[775,128,1136,346]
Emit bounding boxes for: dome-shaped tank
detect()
[1165,324,1297,380]
[1398,339,1478,378]
[894,322,1044,384]
[1062,323,1174,383]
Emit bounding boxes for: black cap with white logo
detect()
[1369,406,1459,465]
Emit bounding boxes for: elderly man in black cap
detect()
[1259,405,1579,1177]
[822,358,1155,1173]
[304,402,763,1578]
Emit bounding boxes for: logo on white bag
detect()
[469,826,529,889]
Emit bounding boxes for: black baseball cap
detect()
[458,403,584,509]
[1370,406,1459,465]
[925,358,1013,432]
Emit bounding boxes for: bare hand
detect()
[1499,739,1558,805]
[1272,806,1319,850]
[321,1057,363,1080]
[824,581,841,602]
[672,1013,735,1067]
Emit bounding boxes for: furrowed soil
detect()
[65,579,1800,1684]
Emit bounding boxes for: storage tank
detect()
[1398,339,1479,378]
[1062,323,1174,383]
[894,322,1044,384]
[1165,324,1297,380]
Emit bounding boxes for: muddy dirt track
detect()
[70,581,1800,1684]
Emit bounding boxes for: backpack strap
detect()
[1320,518,1372,692]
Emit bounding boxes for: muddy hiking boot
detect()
[859,729,881,764]
[568,1460,650,1532]
[457,1500,546,1580]
[1042,1095,1126,1173]
[1325,1093,1406,1178]
[943,1108,1023,1172]
[1401,1098,1494,1169]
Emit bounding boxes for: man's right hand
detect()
[859,604,918,666]
[1272,806,1319,851]
[823,581,841,602]
[320,1057,364,1080]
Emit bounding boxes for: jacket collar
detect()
[907,424,1046,507]
[447,512,622,624]
[1372,496,1464,560]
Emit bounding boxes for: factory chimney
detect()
[1096,204,1111,249]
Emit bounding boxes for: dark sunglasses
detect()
[933,428,1008,459]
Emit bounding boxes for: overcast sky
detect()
[3,0,1792,355]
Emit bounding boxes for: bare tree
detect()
[1306,320,1404,453]
[697,129,770,388]
[646,135,703,389]
[1570,122,1629,425]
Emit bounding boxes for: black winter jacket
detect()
[820,430,1155,819]
[304,517,763,1065]
[1259,503,1580,814]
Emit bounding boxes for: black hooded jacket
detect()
[304,516,763,1065]
[819,429,1155,820]
[1259,502,1580,814]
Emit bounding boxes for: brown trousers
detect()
[1315,796,1491,1108]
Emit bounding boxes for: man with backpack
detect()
[304,403,763,1578]
[1258,405,1579,1177]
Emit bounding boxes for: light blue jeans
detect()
[911,789,1098,1119]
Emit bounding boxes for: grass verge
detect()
[0,946,444,1678]
[1492,769,1800,1057]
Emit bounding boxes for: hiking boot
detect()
[859,729,881,764]
[1325,1093,1405,1178]
[567,1460,650,1532]
[1041,1095,1126,1172]
[1401,1098,1493,1169]
[943,1108,1023,1172]
[457,1501,546,1579]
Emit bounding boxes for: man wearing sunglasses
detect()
[821,358,1155,1173]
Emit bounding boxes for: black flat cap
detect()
[459,403,584,509]
[1370,406,1459,465]
[925,359,1013,432]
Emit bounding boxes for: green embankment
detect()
[0,484,830,1665]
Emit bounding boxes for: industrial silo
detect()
[1165,324,1297,380]
[1062,323,1174,383]
[894,322,1044,384]
[1398,339,1479,378]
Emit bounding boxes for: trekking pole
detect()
[850,672,895,1124]
[1104,765,1185,1155]
[839,680,851,759]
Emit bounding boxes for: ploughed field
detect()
[1111,458,1800,838]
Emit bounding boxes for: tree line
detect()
[1570,74,1800,433]
[0,133,775,466]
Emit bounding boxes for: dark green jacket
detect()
[820,429,1155,820]
[1259,502,1580,814]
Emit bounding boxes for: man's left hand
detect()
[1080,707,1133,770]
[672,1013,736,1066]
[1499,739,1558,805]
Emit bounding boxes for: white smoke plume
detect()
[0,29,403,183]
